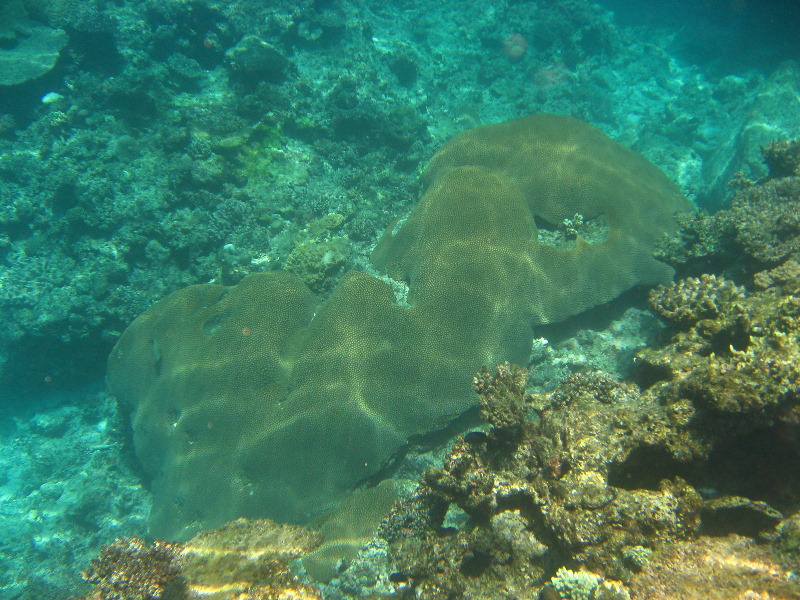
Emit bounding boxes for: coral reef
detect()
[82,226,800,596]
[82,537,183,600]
[108,115,685,538]
[77,358,800,599]
[81,519,323,600]
[0,0,797,406]
[656,159,800,279]
[3,0,800,597]
[639,263,800,419]
[378,368,705,599]
[107,114,688,539]
[549,567,602,600]
[472,362,530,437]
[369,290,798,598]
[647,274,746,328]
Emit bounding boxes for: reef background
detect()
[0,0,799,598]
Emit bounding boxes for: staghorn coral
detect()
[647,274,746,327]
[107,114,689,540]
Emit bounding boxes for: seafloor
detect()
[0,0,798,599]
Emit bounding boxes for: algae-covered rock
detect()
[107,114,689,540]
[285,237,349,293]
[628,535,799,600]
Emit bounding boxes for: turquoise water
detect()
[0,0,798,598]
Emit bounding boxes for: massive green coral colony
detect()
[107,114,690,540]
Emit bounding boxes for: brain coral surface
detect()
[107,114,691,539]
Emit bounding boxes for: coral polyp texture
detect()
[106,114,690,539]
[374,113,691,325]
[82,537,183,600]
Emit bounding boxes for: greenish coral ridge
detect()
[0,19,67,86]
[107,114,690,540]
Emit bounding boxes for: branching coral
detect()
[643,263,800,419]
[377,344,797,598]
[472,362,531,439]
[379,366,704,598]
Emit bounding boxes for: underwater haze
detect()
[0,0,799,598]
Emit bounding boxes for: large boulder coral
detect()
[107,114,690,540]
[0,19,67,86]
[374,113,691,325]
